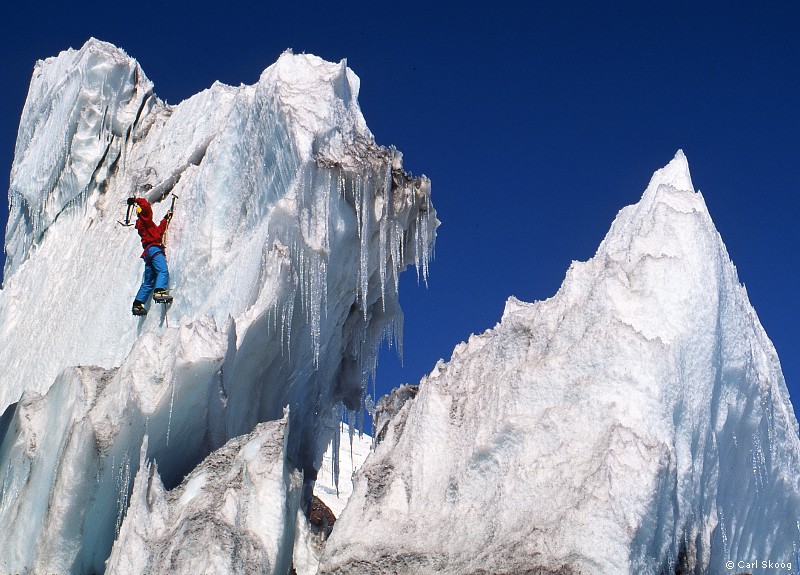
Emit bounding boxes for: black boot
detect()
[132,300,147,316]
[153,289,173,304]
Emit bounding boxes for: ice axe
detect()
[118,198,136,227]
[163,194,178,246]
[164,194,178,226]
[168,194,178,218]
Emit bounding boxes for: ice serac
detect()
[4,39,153,276]
[321,152,800,575]
[105,416,302,575]
[0,39,435,573]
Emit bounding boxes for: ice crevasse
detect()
[0,38,436,574]
[320,152,800,575]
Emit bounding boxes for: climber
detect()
[129,197,173,316]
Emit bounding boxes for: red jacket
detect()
[134,198,169,258]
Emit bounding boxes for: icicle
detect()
[348,410,357,443]
[348,414,357,469]
[378,159,391,312]
[392,223,403,295]
[354,174,363,233]
[357,396,365,436]
[413,213,422,285]
[332,409,342,496]
[166,378,176,447]
[359,174,370,319]
[285,297,293,361]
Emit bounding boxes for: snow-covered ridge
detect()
[0,38,434,574]
[321,152,800,575]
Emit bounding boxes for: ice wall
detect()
[320,152,800,575]
[0,39,435,574]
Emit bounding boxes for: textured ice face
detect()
[320,152,800,575]
[105,418,303,575]
[0,39,437,410]
[5,40,152,273]
[0,39,434,574]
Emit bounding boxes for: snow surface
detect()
[320,152,800,575]
[0,39,434,574]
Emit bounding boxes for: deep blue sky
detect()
[2,1,798,423]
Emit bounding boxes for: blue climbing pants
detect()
[135,246,169,303]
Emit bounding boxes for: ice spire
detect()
[320,152,800,575]
[649,149,693,191]
[594,149,705,265]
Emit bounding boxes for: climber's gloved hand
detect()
[127,197,136,206]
